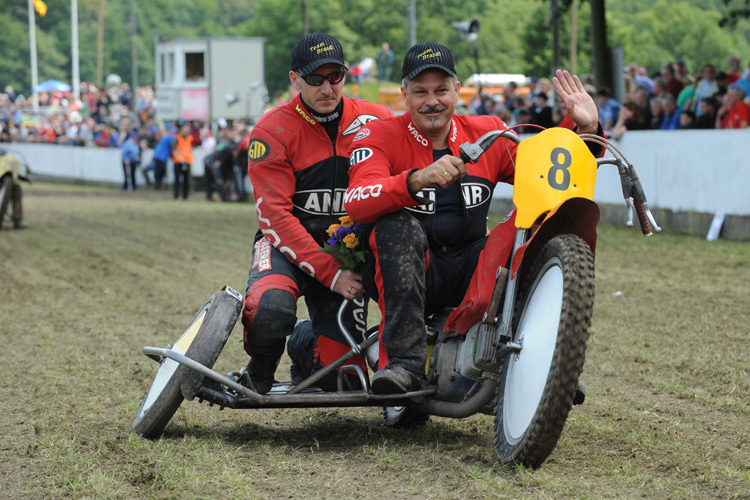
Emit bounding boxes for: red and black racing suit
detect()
[344,112,602,376]
[244,93,393,390]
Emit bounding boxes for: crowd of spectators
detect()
[2,55,746,151]
[0,80,252,154]
[458,56,750,139]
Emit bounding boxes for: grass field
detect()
[0,183,748,499]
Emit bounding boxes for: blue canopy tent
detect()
[32,80,72,93]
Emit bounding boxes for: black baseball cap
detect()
[401,42,456,81]
[290,32,347,76]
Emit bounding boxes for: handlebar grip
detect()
[458,150,472,165]
[634,200,653,237]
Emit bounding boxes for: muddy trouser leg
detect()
[11,183,22,221]
[363,210,429,376]
[243,238,301,373]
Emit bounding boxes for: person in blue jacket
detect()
[121,132,141,190]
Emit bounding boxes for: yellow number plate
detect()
[513,127,597,229]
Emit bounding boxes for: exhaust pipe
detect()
[414,377,497,418]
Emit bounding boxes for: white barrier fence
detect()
[5,129,750,238]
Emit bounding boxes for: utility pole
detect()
[569,0,579,75]
[590,0,611,90]
[97,0,105,87]
[72,0,81,100]
[408,0,416,47]
[302,0,308,36]
[551,0,561,77]
[28,0,39,112]
[129,0,138,89]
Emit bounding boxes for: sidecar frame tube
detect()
[196,384,437,410]
[144,345,436,409]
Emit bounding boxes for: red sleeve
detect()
[247,127,342,289]
[344,122,422,223]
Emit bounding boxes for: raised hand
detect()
[553,69,599,134]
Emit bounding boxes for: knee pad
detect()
[243,288,297,343]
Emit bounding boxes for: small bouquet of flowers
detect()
[319,215,367,273]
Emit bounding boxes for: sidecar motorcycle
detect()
[133,128,659,469]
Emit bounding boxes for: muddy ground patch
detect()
[0,184,748,499]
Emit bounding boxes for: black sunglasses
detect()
[299,70,346,86]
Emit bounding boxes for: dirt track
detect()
[0,184,748,499]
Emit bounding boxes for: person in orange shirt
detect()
[171,123,194,199]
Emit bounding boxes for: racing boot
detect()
[242,355,280,395]
[371,365,422,395]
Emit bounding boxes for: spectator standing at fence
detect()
[662,63,684,100]
[692,62,719,118]
[172,123,193,199]
[595,87,621,131]
[610,101,648,140]
[649,97,664,129]
[675,59,693,85]
[121,131,141,190]
[529,92,554,129]
[376,42,395,82]
[727,56,741,84]
[151,127,175,190]
[717,85,750,129]
[694,98,718,129]
[660,95,682,130]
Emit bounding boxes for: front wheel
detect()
[494,234,594,469]
[132,287,243,438]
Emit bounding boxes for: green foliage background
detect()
[4,0,750,96]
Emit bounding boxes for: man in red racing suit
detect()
[242,32,393,393]
[344,42,603,394]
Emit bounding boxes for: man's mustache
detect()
[419,105,447,114]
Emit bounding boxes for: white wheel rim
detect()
[138,309,207,417]
[504,260,563,443]
[139,352,184,416]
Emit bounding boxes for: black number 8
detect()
[547,147,571,190]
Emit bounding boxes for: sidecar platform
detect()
[143,345,437,411]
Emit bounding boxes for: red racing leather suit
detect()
[345,112,516,236]
[345,112,604,373]
[344,112,517,371]
[248,93,393,289]
[244,94,393,388]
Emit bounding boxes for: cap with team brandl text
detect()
[291,32,348,76]
[401,42,456,81]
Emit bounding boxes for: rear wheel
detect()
[0,174,12,230]
[493,234,594,468]
[132,287,243,438]
[382,405,430,427]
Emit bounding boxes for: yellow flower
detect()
[326,224,340,235]
[343,233,359,249]
[339,215,354,228]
